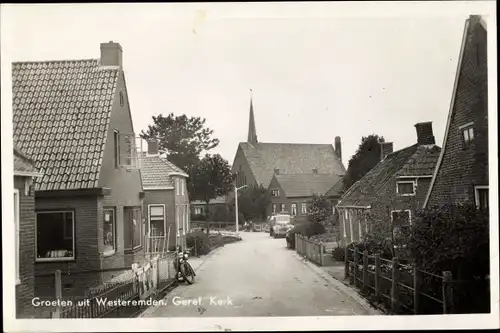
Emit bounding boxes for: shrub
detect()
[186,230,211,256]
[332,247,345,262]
[191,214,206,221]
[287,222,326,249]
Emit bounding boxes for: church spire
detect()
[247,89,258,145]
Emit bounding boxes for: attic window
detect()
[271,190,280,197]
[119,91,124,107]
[459,122,474,148]
[396,181,415,196]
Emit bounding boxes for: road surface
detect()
[141,232,372,317]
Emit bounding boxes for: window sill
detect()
[36,257,76,263]
[103,250,116,257]
[398,193,416,197]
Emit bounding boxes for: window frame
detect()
[35,210,76,262]
[301,202,307,215]
[271,189,280,197]
[396,181,416,196]
[272,203,277,214]
[113,130,119,168]
[291,203,297,216]
[280,203,285,213]
[148,204,166,237]
[390,209,412,225]
[14,189,20,285]
[194,206,204,215]
[117,132,138,168]
[474,185,489,210]
[103,208,116,256]
[459,122,475,149]
[124,206,143,251]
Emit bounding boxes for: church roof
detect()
[273,173,343,198]
[238,142,346,188]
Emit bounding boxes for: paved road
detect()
[141,232,372,317]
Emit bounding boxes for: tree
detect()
[231,185,271,222]
[343,134,385,190]
[307,194,332,225]
[140,113,220,195]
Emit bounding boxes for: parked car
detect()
[269,213,293,238]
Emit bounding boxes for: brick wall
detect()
[231,145,258,189]
[174,176,190,248]
[143,189,176,251]
[34,195,100,299]
[15,176,35,318]
[427,18,488,207]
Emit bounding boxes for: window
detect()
[271,190,280,197]
[181,179,185,196]
[194,206,204,215]
[119,91,124,107]
[475,186,489,210]
[280,203,285,212]
[36,211,75,261]
[291,203,297,216]
[14,189,20,284]
[116,133,138,167]
[396,181,416,196]
[301,203,307,215]
[176,179,180,196]
[103,208,116,255]
[124,207,142,250]
[342,210,347,237]
[460,122,475,148]
[391,210,411,239]
[113,130,119,168]
[272,204,277,214]
[149,205,166,236]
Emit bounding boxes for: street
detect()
[140,232,373,317]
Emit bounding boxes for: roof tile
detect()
[140,154,188,190]
[273,173,342,198]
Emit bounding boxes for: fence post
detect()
[52,270,62,318]
[344,247,349,280]
[374,253,381,299]
[363,250,369,292]
[319,243,324,266]
[391,257,399,313]
[442,271,453,314]
[413,265,421,315]
[353,248,359,287]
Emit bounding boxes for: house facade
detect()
[191,196,227,218]
[140,140,190,252]
[337,122,441,246]
[14,147,42,318]
[424,16,489,210]
[231,96,346,214]
[12,41,144,299]
[268,171,343,223]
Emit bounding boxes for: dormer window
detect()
[459,122,475,148]
[396,181,416,196]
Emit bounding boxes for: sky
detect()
[0,3,491,167]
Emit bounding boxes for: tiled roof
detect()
[239,142,346,188]
[191,196,227,205]
[325,176,345,197]
[397,144,441,177]
[338,145,419,207]
[12,59,119,191]
[274,173,342,198]
[140,154,188,190]
[13,146,39,175]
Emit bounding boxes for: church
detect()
[231,96,347,219]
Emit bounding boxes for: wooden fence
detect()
[295,234,326,266]
[345,247,455,314]
[52,253,177,318]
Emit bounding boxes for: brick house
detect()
[191,196,227,217]
[12,41,145,298]
[231,96,346,214]
[268,171,344,223]
[424,16,489,210]
[337,122,441,246]
[140,140,190,252]
[14,147,42,318]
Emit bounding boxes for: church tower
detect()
[247,90,258,145]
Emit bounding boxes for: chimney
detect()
[274,168,280,175]
[334,136,342,162]
[100,41,123,69]
[147,140,159,155]
[414,122,435,145]
[312,168,318,175]
[380,142,394,160]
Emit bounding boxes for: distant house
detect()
[337,122,441,246]
[231,96,346,213]
[12,41,144,298]
[424,16,489,210]
[268,171,344,222]
[140,140,190,252]
[191,196,227,217]
[14,147,42,318]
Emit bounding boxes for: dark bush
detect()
[186,231,211,256]
[287,222,326,249]
[191,214,206,221]
[332,247,345,262]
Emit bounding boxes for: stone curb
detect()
[292,252,382,315]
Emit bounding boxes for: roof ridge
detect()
[12,58,98,65]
